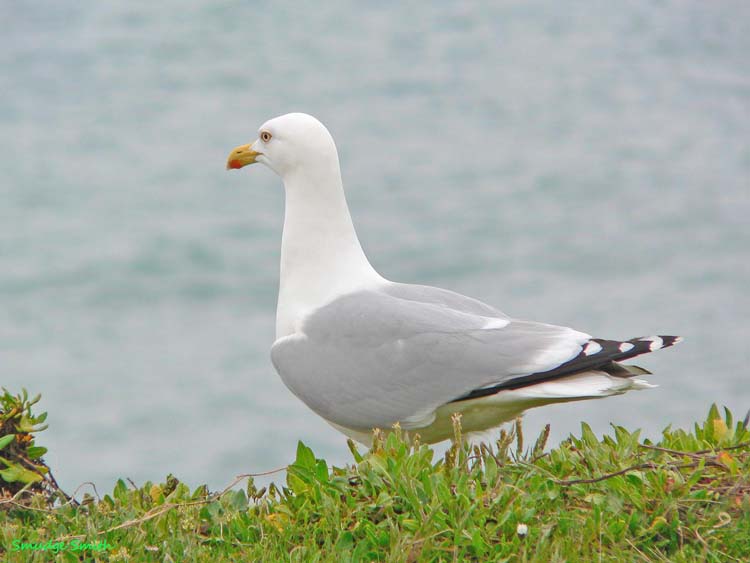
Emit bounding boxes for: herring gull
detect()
[226,112,681,444]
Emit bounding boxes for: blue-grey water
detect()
[2,1,749,494]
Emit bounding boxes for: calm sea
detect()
[2,1,749,492]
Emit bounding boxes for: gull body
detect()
[227,113,681,444]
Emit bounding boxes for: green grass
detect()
[2,390,750,562]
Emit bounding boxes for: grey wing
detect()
[381,281,509,318]
[270,286,590,431]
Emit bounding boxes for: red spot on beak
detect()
[228,159,242,170]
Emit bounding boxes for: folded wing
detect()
[271,283,615,431]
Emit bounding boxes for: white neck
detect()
[275,161,382,339]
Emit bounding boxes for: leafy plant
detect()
[0,388,61,503]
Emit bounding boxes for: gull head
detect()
[226,113,338,179]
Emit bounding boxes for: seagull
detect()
[226,112,681,445]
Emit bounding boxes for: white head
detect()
[226,113,339,181]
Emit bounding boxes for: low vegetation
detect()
[2,388,749,562]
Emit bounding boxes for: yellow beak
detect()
[226,143,261,170]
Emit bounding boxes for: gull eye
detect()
[260,131,272,142]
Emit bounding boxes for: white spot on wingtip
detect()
[639,336,664,351]
[619,342,634,353]
[583,341,602,356]
[673,336,684,344]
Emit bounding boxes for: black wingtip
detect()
[627,335,684,351]
[452,333,682,403]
